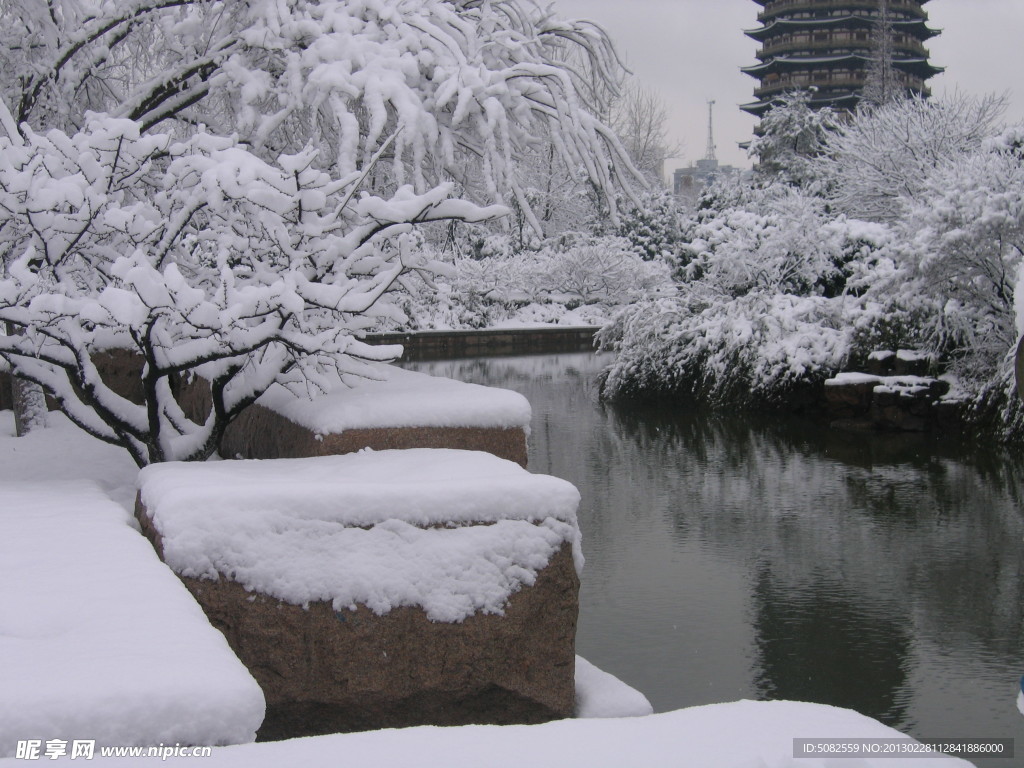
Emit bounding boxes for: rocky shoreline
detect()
[823,350,964,434]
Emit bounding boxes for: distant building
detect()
[673,100,739,196]
[740,0,942,118]
[673,159,739,196]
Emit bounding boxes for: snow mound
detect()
[574,656,652,719]
[825,372,935,389]
[138,450,582,622]
[0,700,974,767]
[0,481,265,758]
[0,412,138,512]
[258,363,532,434]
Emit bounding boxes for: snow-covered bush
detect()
[678,185,886,299]
[599,185,891,404]
[540,237,670,304]
[616,191,686,261]
[602,90,1024,438]
[385,237,671,330]
[599,292,860,405]
[907,132,1024,380]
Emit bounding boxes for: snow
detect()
[573,656,653,719]
[137,450,582,621]
[896,350,929,362]
[0,405,975,767]
[0,411,137,511]
[259,363,532,434]
[0,700,974,767]
[0,480,265,758]
[825,372,882,386]
[825,372,936,392]
[1015,262,1024,339]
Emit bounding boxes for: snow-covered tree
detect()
[3,0,640,219]
[894,126,1024,382]
[606,81,680,185]
[0,0,639,463]
[820,93,1006,222]
[0,114,505,466]
[860,0,899,109]
[747,89,838,190]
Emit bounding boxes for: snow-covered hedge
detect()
[599,292,861,405]
[599,184,891,406]
[388,237,672,330]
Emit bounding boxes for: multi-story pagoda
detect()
[741,0,943,117]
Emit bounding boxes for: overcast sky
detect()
[552,0,1024,176]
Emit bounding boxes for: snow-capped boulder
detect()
[193,362,532,467]
[136,450,582,739]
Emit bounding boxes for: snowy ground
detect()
[0,410,977,767]
[0,481,266,756]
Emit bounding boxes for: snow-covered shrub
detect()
[836,124,1024,434]
[599,292,859,405]
[540,237,671,304]
[600,186,891,405]
[616,191,686,261]
[384,237,671,330]
[678,185,886,299]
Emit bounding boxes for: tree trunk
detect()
[12,374,47,436]
[4,322,48,436]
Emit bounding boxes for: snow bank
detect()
[259,363,531,434]
[0,411,138,511]
[574,657,652,719]
[0,481,265,758]
[0,700,974,767]
[138,450,582,622]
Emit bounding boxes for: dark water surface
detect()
[410,352,1024,754]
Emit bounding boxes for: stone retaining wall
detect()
[219,398,528,467]
[366,326,599,361]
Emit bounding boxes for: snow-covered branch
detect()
[0,115,505,464]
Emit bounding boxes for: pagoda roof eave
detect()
[741,91,860,116]
[743,54,942,79]
[744,17,940,42]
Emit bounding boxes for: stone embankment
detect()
[365,326,599,361]
[823,350,963,433]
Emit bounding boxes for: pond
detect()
[409,351,1024,752]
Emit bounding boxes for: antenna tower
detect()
[703,99,717,162]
